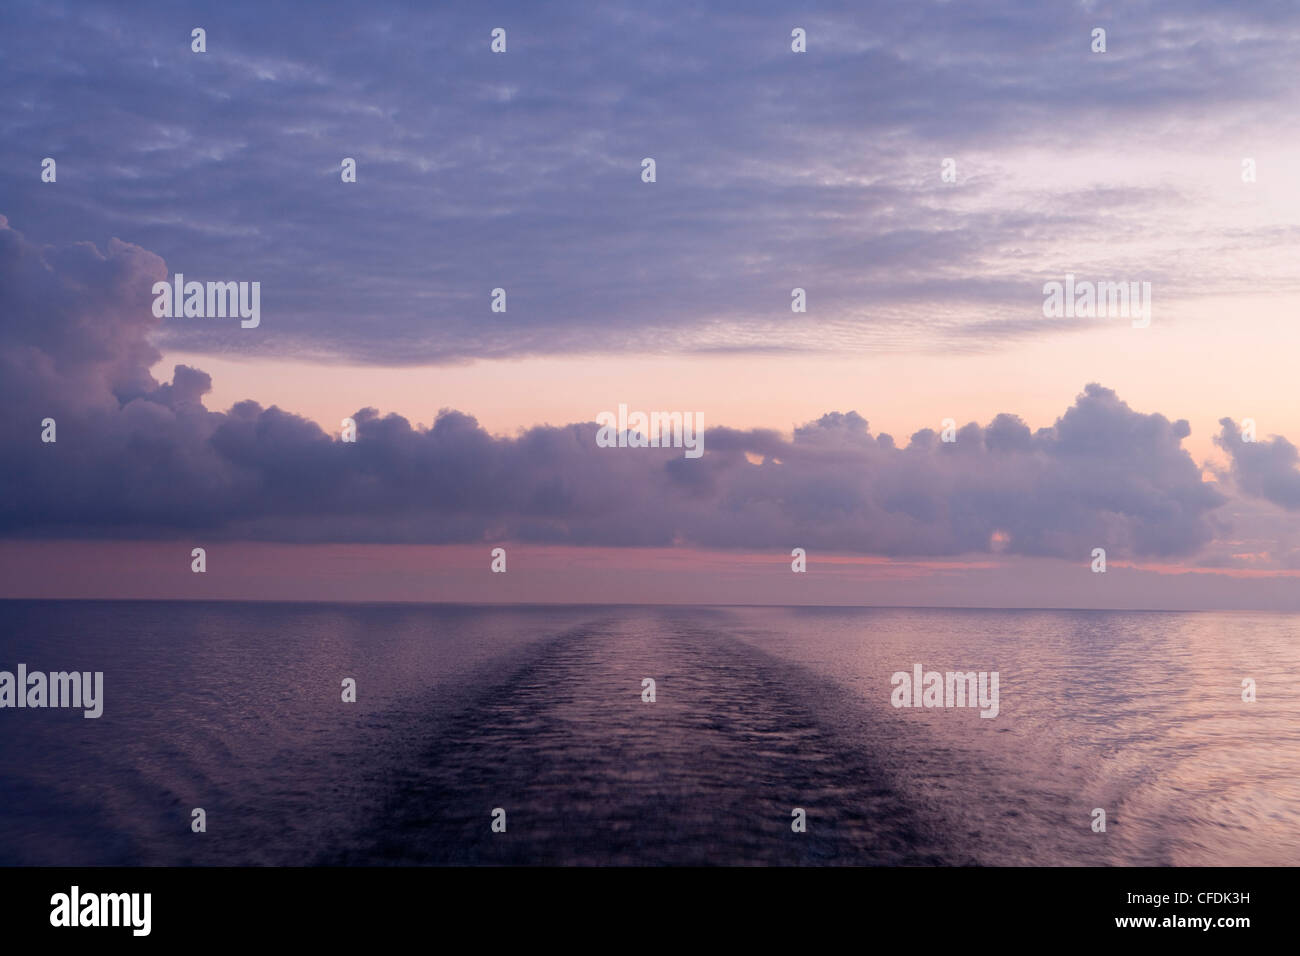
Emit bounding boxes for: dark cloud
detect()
[2,1,1298,363]
[0,217,1230,557]
[1215,418,1300,510]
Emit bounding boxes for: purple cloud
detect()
[0,218,1232,558]
[1215,418,1300,511]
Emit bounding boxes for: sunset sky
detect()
[3,0,1300,607]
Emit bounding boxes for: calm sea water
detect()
[0,601,1297,866]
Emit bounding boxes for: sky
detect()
[3,0,1300,608]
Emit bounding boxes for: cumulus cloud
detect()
[0,218,1234,557]
[1215,418,1300,510]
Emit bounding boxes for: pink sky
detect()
[157,285,1299,471]
[6,540,1300,610]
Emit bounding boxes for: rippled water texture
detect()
[1,601,1296,865]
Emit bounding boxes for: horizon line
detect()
[1,596,1290,614]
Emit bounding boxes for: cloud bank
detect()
[0,216,1250,559]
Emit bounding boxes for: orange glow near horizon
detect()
[155,289,1298,469]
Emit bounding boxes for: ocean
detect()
[1,600,1297,866]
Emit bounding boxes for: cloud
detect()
[0,217,1231,557]
[2,1,1299,364]
[1215,417,1300,510]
